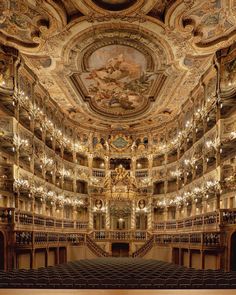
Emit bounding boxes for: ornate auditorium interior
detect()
[1,0,236,292]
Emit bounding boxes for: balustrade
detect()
[221,209,236,224]
[34,215,45,226]
[203,232,221,246]
[0,207,14,223]
[15,231,86,246]
[153,210,220,232]
[92,169,105,178]
[14,210,88,230]
[132,235,154,257]
[16,231,33,245]
[135,170,148,178]
[153,232,221,247]
[86,235,110,257]
[91,230,148,241]
[76,221,89,229]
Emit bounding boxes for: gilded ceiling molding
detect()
[181,0,236,51]
[0,0,67,54]
[2,0,236,133]
[56,22,179,127]
[219,44,236,97]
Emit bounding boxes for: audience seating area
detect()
[0,258,236,289]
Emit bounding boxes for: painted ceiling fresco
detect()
[79,45,154,116]
[1,0,236,132]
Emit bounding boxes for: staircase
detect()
[132,235,154,258]
[85,235,110,257]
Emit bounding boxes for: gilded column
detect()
[148,154,153,172]
[105,200,110,229]
[182,204,188,218]
[88,153,93,177]
[191,200,196,216]
[163,206,168,221]
[88,197,94,229]
[202,198,208,213]
[131,200,136,230]
[104,156,109,174]
[147,198,153,230]
[175,206,180,220]
[131,157,136,173]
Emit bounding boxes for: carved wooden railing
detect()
[132,235,154,258]
[153,232,222,247]
[2,207,236,233]
[15,230,109,257]
[132,231,223,258]
[92,169,105,178]
[90,230,150,241]
[220,208,236,225]
[0,207,14,224]
[14,210,88,231]
[152,209,236,233]
[15,231,86,246]
[153,211,220,232]
[85,235,110,257]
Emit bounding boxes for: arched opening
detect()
[230,231,236,271]
[0,232,5,270]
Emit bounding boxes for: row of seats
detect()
[0,258,236,289]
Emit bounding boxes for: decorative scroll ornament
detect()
[221,171,236,190]
[104,165,137,200]
[110,135,132,151]
[110,200,132,217]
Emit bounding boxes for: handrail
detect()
[132,231,223,257]
[153,232,222,247]
[0,207,14,224]
[132,235,154,258]
[14,209,88,230]
[90,230,150,241]
[153,209,236,233]
[3,206,236,238]
[152,210,220,232]
[15,231,86,246]
[86,235,110,257]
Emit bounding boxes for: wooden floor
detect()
[0,290,235,295]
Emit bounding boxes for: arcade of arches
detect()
[0,0,236,274]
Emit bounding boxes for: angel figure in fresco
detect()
[86,54,153,111]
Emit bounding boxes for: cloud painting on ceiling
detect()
[80,45,154,116]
